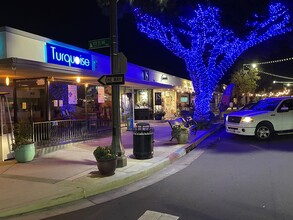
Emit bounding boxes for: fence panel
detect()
[33,119,112,148]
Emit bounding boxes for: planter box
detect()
[177,133,189,144]
[14,143,35,163]
[97,158,117,176]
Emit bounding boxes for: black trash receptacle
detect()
[133,122,154,159]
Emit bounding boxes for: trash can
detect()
[133,122,154,159]
[127,117,134,131]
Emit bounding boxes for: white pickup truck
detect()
[225,96,293,140]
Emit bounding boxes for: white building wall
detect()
[0,26,194,92]
[5,31,45,62]
[0,32,7,59]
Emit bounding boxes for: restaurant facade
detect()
[0,26,194,161]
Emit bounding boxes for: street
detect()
[14,128,293,220]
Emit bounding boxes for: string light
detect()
[255,88,291,97]
[249,56,293,66]
[245,66,293,80]
[133,3,291,121]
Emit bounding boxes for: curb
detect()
[1,123,224,218]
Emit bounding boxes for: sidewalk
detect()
[0,121,223,218]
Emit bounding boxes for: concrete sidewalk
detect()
[0,121,223,218]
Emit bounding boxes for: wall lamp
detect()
[5,77,9,86]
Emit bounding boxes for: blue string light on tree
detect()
[132,3,291,122]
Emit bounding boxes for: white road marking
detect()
[138,210,179,220]
[249,144,264,151]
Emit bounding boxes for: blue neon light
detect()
[133,3,292,122]
[46,43,92,70]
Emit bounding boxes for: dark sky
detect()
[0,0,292,83]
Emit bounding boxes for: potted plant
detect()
[93,146,117,176]
[13,121,35,163]
[171,124,190,144]
[154,108,166,120]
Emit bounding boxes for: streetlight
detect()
[243,63,257,71]
[109,0,127,168]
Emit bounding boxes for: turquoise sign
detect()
[46,43,91,70]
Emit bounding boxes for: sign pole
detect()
[109,0,127,167]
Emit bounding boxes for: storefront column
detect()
[45,78,49,121]
[13,79,17,123]
[131,88,135,123]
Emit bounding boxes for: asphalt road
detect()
[13,128,293,220]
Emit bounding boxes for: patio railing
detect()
[33,119,112,148]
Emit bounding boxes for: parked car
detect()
[238,102,257,111]
[225,96,293,140]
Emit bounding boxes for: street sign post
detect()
[88,38,110,50]
[117,52,127,74]
[98,74,125,86]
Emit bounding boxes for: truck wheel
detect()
[255,122,274,140]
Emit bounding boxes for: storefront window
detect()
[134,89,153,120]
[95,86,112,120]
[14,78,47,122]
[120,87,133,125]
[177,92,194,117]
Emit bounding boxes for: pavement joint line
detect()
[0,160,17,166]
[0,174,61,184]
[0,188,85,218]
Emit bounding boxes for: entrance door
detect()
[14,78,48,122]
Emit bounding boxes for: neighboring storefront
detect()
[0,26,194,124]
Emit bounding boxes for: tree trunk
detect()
[190,72,213,122]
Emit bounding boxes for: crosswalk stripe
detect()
[138,210,179,220]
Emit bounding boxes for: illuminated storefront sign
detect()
[46,43,92,70]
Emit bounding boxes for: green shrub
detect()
[171,124,190,139]
[93,146,117,160]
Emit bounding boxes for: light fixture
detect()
[76,77,81,83]
[5,77,9,86]
[161,74,168,80]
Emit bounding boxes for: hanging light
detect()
[5,77,9,86]
[76,77,81,83]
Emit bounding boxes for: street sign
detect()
[88,38,110,50]
[98,74,125,86]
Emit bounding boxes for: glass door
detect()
[14,78,48,122]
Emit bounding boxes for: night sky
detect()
[0,0,292,84]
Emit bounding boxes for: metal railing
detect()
[33,119,112,148]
